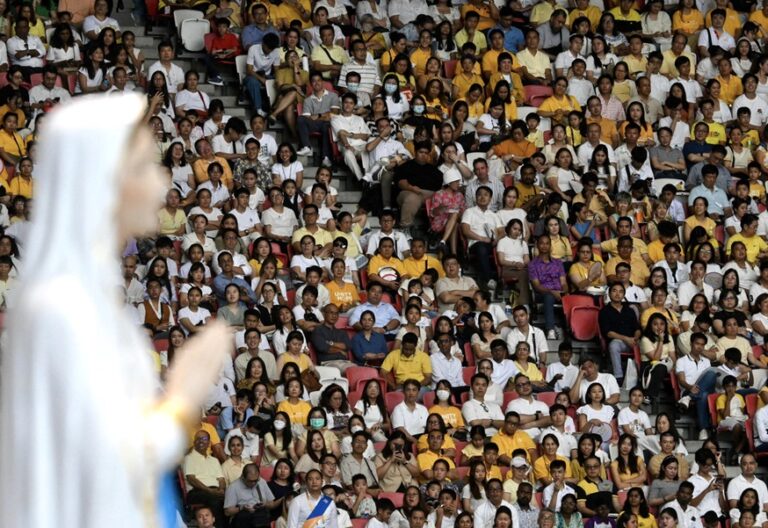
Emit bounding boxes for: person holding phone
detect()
[224,463,278,527]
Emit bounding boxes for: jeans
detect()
[469,241,497,285]
[607,339,630,381]
[296,117,331,156]
[536,291,555,332]
[243,76,267,113]
[688,370,719,430]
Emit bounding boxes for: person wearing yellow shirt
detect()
[380,333,432,389]
[403,238,446,278]
[455,11,488,53]
[691,101,726,146]
[410,30,434,76]
[0,112,25,169]
[608,0,642,35]
[460,0,498,31]
[538,77,582,125]
[749,4,768,36]
[452,55,486,101]
[530,0,556,27]
[726,216,768,264]
[276,377,312,426]
[533,434,574,486]
[605,236,651,287]
[368,237,408,293]
[487,53,524,105]
[714,61,743,106]
[269,0,312,30]
[491,413,538,465]
[461,88,486,122]
[515,30,554,85]
[417,430,457,482]
[380,34,408,72]
[660,34,698,78]
[569,0,601,29]
[673,0,704,40]
[482,29,515,79]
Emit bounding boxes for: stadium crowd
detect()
[12,0,768,526]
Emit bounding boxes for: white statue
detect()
[0,95,229,527]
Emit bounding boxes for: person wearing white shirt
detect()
[732,82,768,127]
[577,126,617,168]
[506,305,548,366]
[488,340,519,389]
[462,187,504,288]
[554,35,584,77]
[331,94,371,181]
[662,482,704,528]
[365,215,411,259]
[568,356,620,405]
[431,333,466,389]
[726,454,768,510]
[388,0,429,40]
[243,115,278,166]
[364,117,410,199]
[753,404,768,453]
[6,20,45,69]
[697,14,736,56]
[229,188,262,243]
[688,448,726,517]
[545,345,579,393]
[147,42,185,94]
[391,379,430,441]
[677,261,715,309]
[286,469,339,528]
[506,373,551,440]
[462,373,505,436]
[244,33,281,116]
[29,66,72,118]
[473,480,516,528]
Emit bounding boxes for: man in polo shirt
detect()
[404,237,445,279]
[339,40,381,99]
[727,214,768,265]
[296,73,340,165]
[331,93,370,181]
[598,282,641,383]
[290,204,333,257]
[461,186,504,291]
[576,456,620,516]
[381,332,432,391]
[516,29,553,85]
[661,34,697,79]
[366,210,411,259]
[417,430,457,481]
[465,158,505,211]
[605,236,650,287]
[223,464,276,524]
[585,96,620,148]
[698,9,736,57]
[184,431,226,523]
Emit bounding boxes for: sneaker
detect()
[677,395,691,412]
[546,329,557,340]
[321,156,332,167]
[487,279,498,292]
[208,75,224,86]
[699,429,710,440]
[642,396,651,406]
[296,147,313,156]
[256,109,267,118]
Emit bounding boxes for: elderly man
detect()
[474,479,517,527]
[184,430,227,527]
[223,464,277,527]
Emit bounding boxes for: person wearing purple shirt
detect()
[529,234,567,339]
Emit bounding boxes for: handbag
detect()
[301,368,322,392]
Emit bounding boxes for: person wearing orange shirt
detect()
[492,121,537,171]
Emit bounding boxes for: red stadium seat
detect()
[347,366,379,390]
[562,294,595,329]
[378,492,404,508]
[385,392,405,414]
[570,306,600,341]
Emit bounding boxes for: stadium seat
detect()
[173,9,204,34]
[179,19,209,53]
[385,391,405,414]
[346,366,379,390]
[570,305,600,341]
[378,492,404,508]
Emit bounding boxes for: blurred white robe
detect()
[0,95,183,527]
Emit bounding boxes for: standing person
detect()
[0,96,231,527]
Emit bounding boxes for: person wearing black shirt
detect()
[394,140,443,232]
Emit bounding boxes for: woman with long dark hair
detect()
[374,434,420,492]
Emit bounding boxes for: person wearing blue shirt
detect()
[212,251,258,305]
[494,7,525,53]
[688,164,732,218]
[349,283,401,337]
[240,3,280,51]
[351,309,389,365]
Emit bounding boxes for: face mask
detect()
[351,425,364,434]
[310,418,325,429]
[347,82,359,93]
[413,105,425,114]
[436,389,451,402]
[245,431,257,440]
[274,420,286,431]
[384,83,398,94]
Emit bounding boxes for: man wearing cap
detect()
[504,456,535,503]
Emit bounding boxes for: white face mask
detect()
[245,431,257,440]
[351,425,364,434]
[274,420,286,431]
[436,389,451,401]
